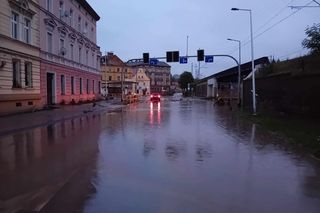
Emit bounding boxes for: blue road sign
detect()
[179,57,188,64]
[149,58,158,65]
[205,55,214,63]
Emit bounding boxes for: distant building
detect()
[101,52,134,97]
[127,59,171,95]
[39,0,102,105]
[130,68,150,95]
[0,0,41,115]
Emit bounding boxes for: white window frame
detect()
[86,50,89,65]
[78,16,81,32]
[25,62,32,88]
[23,18,31,44]
[61,75,66,95]
[80,77,83,94]
[46,0,52,12]
[47,32,53,53]
[59,1,64,19]
[71,76,75,95]
[12,59,21,88]
[79,47,82,63]
[11,12,19,39]
[70,43,74,60]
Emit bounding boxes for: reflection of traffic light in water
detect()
[149,102,161,125]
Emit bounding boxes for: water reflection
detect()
[0,114,101,213]
[149,102,161,125]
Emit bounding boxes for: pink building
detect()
[39,0,101,105]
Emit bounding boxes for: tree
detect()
[302,23,320,55]
[178,71,194,93]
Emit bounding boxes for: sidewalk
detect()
[0,100,124,137]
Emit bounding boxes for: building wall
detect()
[38,0,101,105]
[132,68,150,95]
[40,61,100,105]
[0,0,41,115]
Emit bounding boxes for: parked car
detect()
[150,93,161,102]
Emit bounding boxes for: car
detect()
[150,93,161,102]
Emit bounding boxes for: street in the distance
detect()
[1,99,319,213]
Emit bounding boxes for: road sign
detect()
[205,55,214,63]
[179,57,188,64]
[149,58,158,65]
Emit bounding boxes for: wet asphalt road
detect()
[0,99,320,213]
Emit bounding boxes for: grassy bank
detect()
[237,111,320,158]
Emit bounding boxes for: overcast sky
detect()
[87,0,319,77]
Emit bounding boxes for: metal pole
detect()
[238,41,241,106]
[121,67,124,102]
[186,36,189,57]
[249,10,256,115]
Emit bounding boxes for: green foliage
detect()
[302,23,320,55]
[178,71,194,90]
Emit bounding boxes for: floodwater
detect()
[0,99,320,213]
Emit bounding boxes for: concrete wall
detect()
[243,73,320,117]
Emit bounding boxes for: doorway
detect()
[46,73,55,105]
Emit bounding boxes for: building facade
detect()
[126,59,171,95]
[0,0,41,115]
[130,68,150,95]
[101,53,134,97]
[39,0,101,105]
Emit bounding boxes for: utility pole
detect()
[186,36,189,57]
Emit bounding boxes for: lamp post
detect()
[231,7,256,114]
[227,38,241,106]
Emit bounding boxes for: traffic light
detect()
[173,51,179,62]
[197,49,204,61]
[166,52,173,62]
[166,51,180,62]
[143,53,149,63]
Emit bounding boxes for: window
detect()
[79,47,82,63]
[92,53,94,67]
[46,0,52,12]
[59,38,65,56]
[86,79,89,94]
[92,80,95,93]
[70,44,74,60]
[23,18,31,43]
[117,76,120,81]
[78,16,81,31]
[61,75,65,95]
[84,22,88,37]
[109,76,112,81]
[25,62,32,87]
[80,78,83,94]
[117,68,120,72]
[69,9,73,27]
[86,50,88,65]
[47,32,53,53]
[71,76,75,94]
[11,12,19,39]
[98,81,101,94]
[12,60,21,88]
[59,1,64,19]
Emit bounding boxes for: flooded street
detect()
[1,99,320,213]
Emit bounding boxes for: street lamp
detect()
[231,7,256,114]
[227,38,241,106]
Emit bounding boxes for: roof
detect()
[76,0,100,21]
[126,59,171,68]
[101,53,126,67]
[198,56,270,83]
